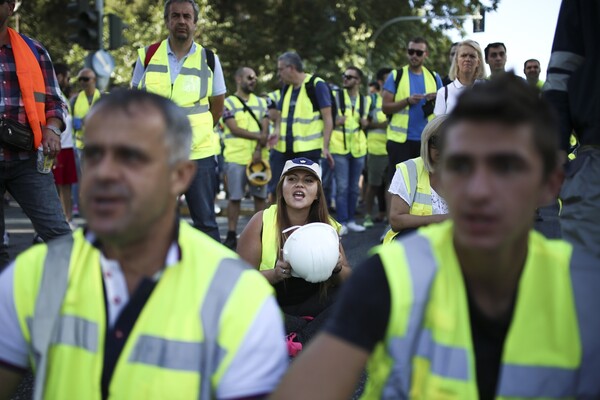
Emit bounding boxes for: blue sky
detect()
[447,0,563,80]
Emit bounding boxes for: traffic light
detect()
[107,14,128,50]
[67,0,101,50]
[473,10,485,33]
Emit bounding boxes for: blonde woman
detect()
[385,116,449,242]
[434,40,486,115]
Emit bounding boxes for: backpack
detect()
[143,41,215,72]
[281,75,338,122]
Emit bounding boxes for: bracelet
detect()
[45,125,62,137]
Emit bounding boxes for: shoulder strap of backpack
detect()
[143,42,161,68]
[305,75,319,112]
[232,94,261,127]
[204,48,215,72]
[359,94,365,118]
[20,34,41,63]
[394,68,403,92]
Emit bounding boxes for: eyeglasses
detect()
[407,49,425,57]
[342,74,359,80]
[78,77,92,82]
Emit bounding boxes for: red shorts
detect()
[52,148,78,185]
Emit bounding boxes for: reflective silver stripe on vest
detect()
[145,64,169,74]
[370,129,386,134]
[415,329,469,381]
[567,249,600,397]
[290,115,321,124]
[497,364,577,398]
[198,258,248,400]
[182,103,210,116]
[51,315,98,353]
[389,124,408,133]
[129,335,201,372]
[547,51,585,72]
[292,132,322,142]
[404,159,417,201]
[414,192,432,206]
[544,73,570,92]
[34,91,46,102]
[383,233,439,398]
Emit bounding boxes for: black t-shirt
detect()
[324,253,514,400]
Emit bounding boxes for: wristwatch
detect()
[45,125,62,137]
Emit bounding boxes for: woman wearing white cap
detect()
[237,157,351,355]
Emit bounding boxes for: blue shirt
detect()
[383,70,442,141]
[279,79,331,154]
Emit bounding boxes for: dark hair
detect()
[523,59,540,69]
[376,67,393,82]
[440,73,559,178]
[278,52,304,72]
[484,42,506,60]
[89,89,192,164]
[53,63,69,78]
[369,81,380,91]
[408,36,429,49]
[346,66,363,81]
[164,0,199,23]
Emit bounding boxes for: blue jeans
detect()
[332,154,365,224]
[185,156,220,242]
[0,157,71,267]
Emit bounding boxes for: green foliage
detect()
[14,0,500,93]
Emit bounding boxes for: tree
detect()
[14,0,500,92]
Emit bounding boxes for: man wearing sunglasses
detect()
[0,0,71,269]
[72,68,100,154]
[382,37,443,185]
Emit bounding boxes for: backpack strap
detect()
[20,34,41,63]
[204,48,215,72]
[444,85,448,113]
[143,42,161,69]
[394,68,404,92]
[359,94,365,119]
[305,75,319,112]
[232,94,261,128]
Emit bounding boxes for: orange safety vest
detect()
[7,28,47,149]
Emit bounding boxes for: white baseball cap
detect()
[280,157,322,181]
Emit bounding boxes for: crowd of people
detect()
[0,0,599,399]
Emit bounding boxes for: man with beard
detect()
[131,0,226,242]
[382,37,442,184]
[0,90,287,399]
[485,42,508,78]
[221,67,269,250]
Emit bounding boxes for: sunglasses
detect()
[246,75,257,81]
[342,74,359,80]
[78,77,92,82]
[407,49,425,57]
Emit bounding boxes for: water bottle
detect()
[37,146,54,174]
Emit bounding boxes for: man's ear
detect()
[538,161,564,208]
[171,160,197,197]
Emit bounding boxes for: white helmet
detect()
[282,223,340,283]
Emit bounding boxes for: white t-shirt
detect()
[58,90,74,149]
[433,79,485,116]
[388,167,448,214]
[130,41,226,96]
[0,237,287,399]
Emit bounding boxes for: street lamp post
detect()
[367,13,483,79]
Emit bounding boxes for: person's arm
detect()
[271,253,390,399]
[542,0,584,151]
[272,333,369,400]
[433,87,445,116]
[321,107,334,168]
[130,55,145,88]
[209,94,225,127]
[329,243,351,285]
[224,116,263,141]
[389,193,447,231]
[0,367,24,400]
